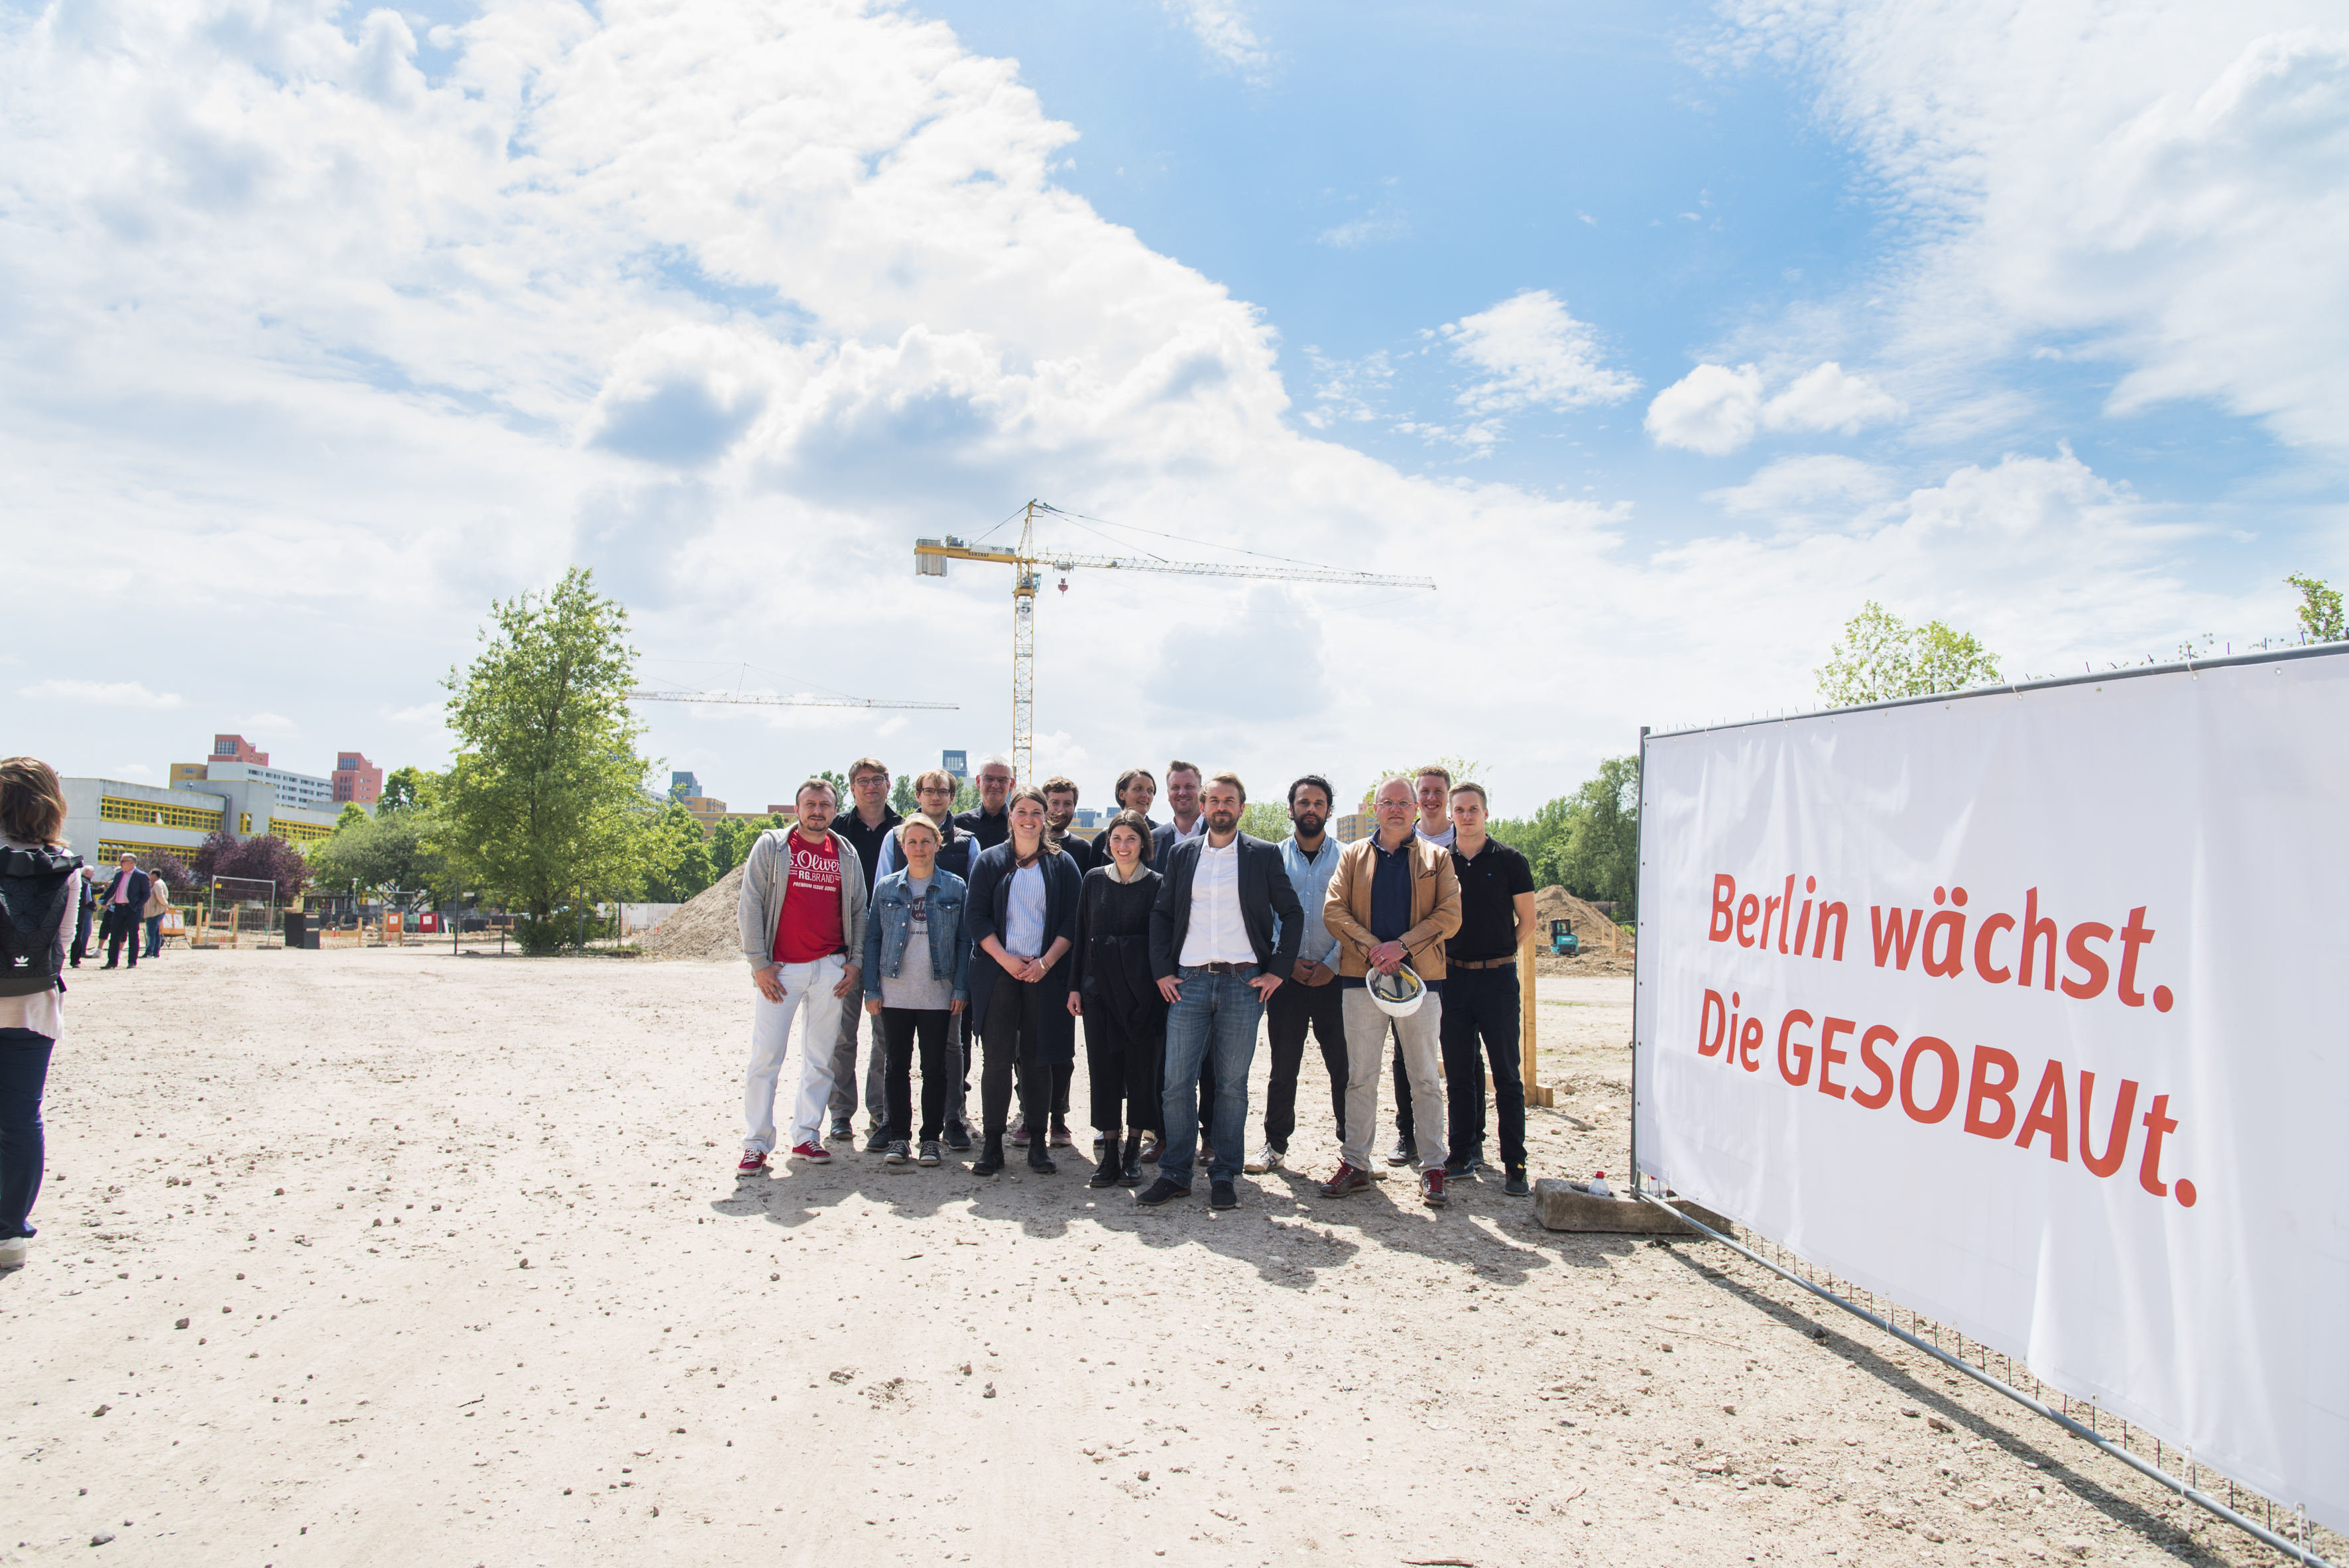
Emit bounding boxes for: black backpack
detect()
[0,845,83,997]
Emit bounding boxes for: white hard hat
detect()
[1367,963,1425,1019]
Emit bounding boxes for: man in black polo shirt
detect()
[954,754,1014,851]
[829,756,903,1149]
[1441,781,1537,1194]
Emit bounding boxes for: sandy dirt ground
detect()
[2,948,2296,1567]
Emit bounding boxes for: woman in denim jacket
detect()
[860,817,971,1166]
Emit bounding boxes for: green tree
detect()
[333,803,369,831]
[1488,755,1641,917]
[1816,601,2001,707]
[379,766,438,813]
[953,779,980,814]
[1238,802,1292,841]
[889,772,918,815]
[640,800,717,902]
[1356,756,1482,806]
[312,808,449,896]
[707,813,789,876]
[2288,573,2344,642]
[438,567,657,924]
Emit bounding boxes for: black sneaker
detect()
[828,1117,853,1142]
[863,1129,891,1156]
[1504,1166,1531,1197]
[1134,1177,1191,1207]
[883,1140,912,1166]
[917,1140,943,1167]
[1385,1136,1417,1166]
[1209,1181,1237,1210]
[943,1124,973,1153]
[1443,1153,1478,1179]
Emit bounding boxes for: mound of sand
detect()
[1531,885,1635,976]
[639,861,747,961]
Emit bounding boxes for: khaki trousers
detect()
[1341,987,1445,1174]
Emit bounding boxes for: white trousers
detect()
[1341,986,1446,1174]
[742,955,848,1155]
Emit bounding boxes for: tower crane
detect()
[627,691,955,710]
[915,500,1435,782]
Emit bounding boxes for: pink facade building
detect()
[333,752,383,806]
[212,734,269,766]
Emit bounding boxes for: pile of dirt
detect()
[638,862,748,961]
[1530,885,1635,976]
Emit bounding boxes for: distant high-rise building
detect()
[942,750,968,780]
[332,752,383,805]
[213,733,269,766]
[670,770,701,802]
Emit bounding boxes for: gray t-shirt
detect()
[880,874,955,1011]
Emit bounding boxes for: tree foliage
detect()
[438,568,657,921]
[2289,573,2344,642]
[192,829,313,900]
[1356,756,1481,806]
[707,814,790,878]
[1487,756,1640,916]
[640,801,719,902]
[311,808,448,896]
[1238,802,1292,841]
[1815,601,2001,707]
[379,765,436,813]
[888,772,918,815]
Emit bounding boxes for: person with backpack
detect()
[0,757,84,1269]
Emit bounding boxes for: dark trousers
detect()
[1441,966,1526,1168]
[144,914,164,959]
[1392,1031,1414,1143]
[103,910,138,967]
[1082,1002,1164,1134]
[880,1006,956,1142]
[0,1027,56,1241]
[979,980,1050,1139]
[1263,977,1347,1150]
[71,906,90,967]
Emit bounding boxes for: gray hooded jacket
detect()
[736,827,869,973]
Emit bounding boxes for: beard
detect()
[1205,808,1240,833]
[1293,811,1326,837]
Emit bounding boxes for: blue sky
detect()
[5,0,2344,812]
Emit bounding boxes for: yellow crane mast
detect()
[916,500,1435,782]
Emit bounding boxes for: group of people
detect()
[78,853,169,969]
[735,756,1536,1210]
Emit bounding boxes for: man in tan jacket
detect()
[1317,777,1461,1205]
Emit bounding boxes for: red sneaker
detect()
[736,1149,768,1176]
[1419,1168,1448,1207]
[788,1141,831,1165]
[1319,1164,1371,1198]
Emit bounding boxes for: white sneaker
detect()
[1243,1146,1284,1175]
[0,1236,26,1268]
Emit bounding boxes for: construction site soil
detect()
[5,947,2292,1567]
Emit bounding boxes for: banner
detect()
[1633,649,2348,1532]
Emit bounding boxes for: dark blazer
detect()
[1148,833,1303,981]
[1058,831,1103,876]
[99,869,151,933]
[1148,818,1197,874]
[963,841,1083,1063]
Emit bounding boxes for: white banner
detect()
[1634,650,2349,1532]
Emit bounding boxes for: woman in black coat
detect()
[1066,808,1166,1188]
[963,788,1083,1175]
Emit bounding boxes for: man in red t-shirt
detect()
[735,780,869,1172]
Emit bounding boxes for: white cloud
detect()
[1162,0,1274,82]
[1715,3,2349,452]
[1705,453,1897,525]
[1444,290,1639,416]
[0,0,2283,807]
[114,762,156,779]
[19,679,182,709]
[1762,361,1904,434]
[1645,363,1764,454]
[1648,360,1903,452]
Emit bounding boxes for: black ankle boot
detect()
[1088,1131,1121,1188]
[973,1134,1005,1176]
[1120,1132,1144,1187]
[1027,1138,1057,1174]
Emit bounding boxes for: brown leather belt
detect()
[1450,955,1519,970]
[1193,961,1256,975]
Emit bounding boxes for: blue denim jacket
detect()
[861,868,972,1003]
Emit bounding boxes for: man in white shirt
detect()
[1383,763,1455,1162]
[1137,772,1301,1210]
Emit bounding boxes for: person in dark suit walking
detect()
[97,855,151,969]
[1136,771,1301,1211]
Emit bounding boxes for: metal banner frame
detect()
[1628,641,2347,1568]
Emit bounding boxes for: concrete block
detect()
[1532,1179,1731,1236]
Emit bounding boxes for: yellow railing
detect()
[100,796,223,834]
[268,817,335,845]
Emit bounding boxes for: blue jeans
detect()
[0,1027,56,1241]
[144,914,164,958]
[1158,965,1265,1187]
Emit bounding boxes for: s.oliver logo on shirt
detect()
[790,841,841,893]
